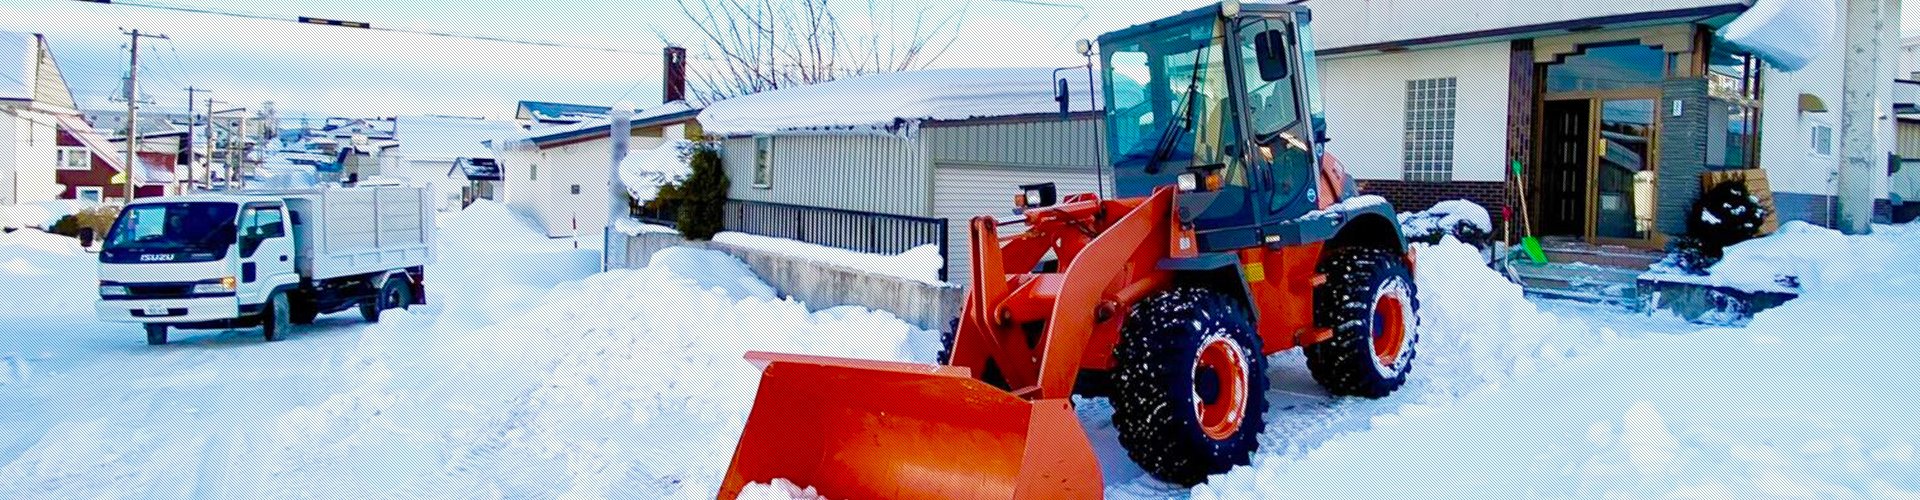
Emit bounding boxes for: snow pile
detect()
[1188,227,1920,498]
[712,232,946,285]
[0,229,94,318]
[1697,221,1908,293]
[619,139,692,203]
[429,200,600,329]
[0,200,91,230]
[1397,200,1493,247]
[737,479,832,500]
[698,68,1103,137]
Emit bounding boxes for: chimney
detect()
[664,46,688,104]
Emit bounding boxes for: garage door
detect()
[934,163,1111,284]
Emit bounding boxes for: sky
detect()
[0,0,1213,120]
[2,0,1916,121]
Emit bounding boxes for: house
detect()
[53,117,172,202]
[492,101,701,237]
[1295,0,1904,249]
[376,115,525,211]
[697,67,1111,283]
[515,101,612,126]
[1,31,79,205]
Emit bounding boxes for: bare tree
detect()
[670,0,966,104]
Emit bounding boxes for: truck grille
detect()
[127,284,195,299]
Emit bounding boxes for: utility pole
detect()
[236,113,249,190]
[1835,0,1888,234]
[205,97,224,190]
[183,86,208,191]
[120,29,168,203]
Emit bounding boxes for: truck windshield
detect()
[102,202,239,263]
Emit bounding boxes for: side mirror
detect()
[1253,29,1290,82]
[1055,78,1072,120]
[78,227,96,250]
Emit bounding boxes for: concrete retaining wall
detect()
[612,229,962,331]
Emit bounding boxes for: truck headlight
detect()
[99,284,130,297]
[192,277,237,294]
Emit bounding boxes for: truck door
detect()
[237,203,297,305]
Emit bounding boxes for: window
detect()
[1402,77,1458,182]
[57,148,91,170]
[1545,43,1667,93]
[753,136,774,188]
[529,164,538,181]
[245,207,286,239]
[1810,123,1835,158]
[76,187,103,203]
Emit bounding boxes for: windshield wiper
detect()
[1145,43,1210,176]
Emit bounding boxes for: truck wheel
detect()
[289,295,319,325]
[145,324,168,346]
[263,291,292,342]
[1111,287,1268,486]
[360,276,412,323]
[1306,246,1419,398]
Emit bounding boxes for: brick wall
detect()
[1356,179,1508,216]
[1658,79,1710,237]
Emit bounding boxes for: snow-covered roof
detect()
[518,100,612,123]
[1716,0,1834,72]
[697,67,1105,138]
[493,101,698,149]
[0,31,30,100]
[393,115,524,159]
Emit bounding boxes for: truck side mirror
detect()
[1055,78,1072,120]
[78,227,96,250]
[1253,29,1290,82]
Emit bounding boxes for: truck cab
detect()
[96,195,300,331]
[96,187,433,345]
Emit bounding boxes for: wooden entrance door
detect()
[1538,99,1590,237]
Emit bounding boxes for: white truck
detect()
[94,186,435,345]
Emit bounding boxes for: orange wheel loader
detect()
[721,2,1420,497]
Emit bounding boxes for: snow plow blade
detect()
[719,352,1102,500]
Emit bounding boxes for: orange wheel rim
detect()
[1194,337,1249,440]
[1372,290,1409,369]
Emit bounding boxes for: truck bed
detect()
[280,187,435,281]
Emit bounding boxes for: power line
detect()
[74,0,664,55]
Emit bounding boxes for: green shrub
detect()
[674,144,728,240]
[50,205,121,241]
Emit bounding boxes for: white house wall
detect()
[720,134,931,217]
[1754,0,1898,206]
[2,109,61,204]
[1319,42,1513,183]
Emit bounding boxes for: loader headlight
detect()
[1177,173,1199,191]
[99,284,130,297]
[192,277,237,294]
[1178,168,1225,192]
[1014,182,1057,209]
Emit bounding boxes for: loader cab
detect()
[1100,2,1327,251]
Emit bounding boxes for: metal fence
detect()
[724,200,949,281]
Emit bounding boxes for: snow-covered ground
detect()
[3,196,1916,499]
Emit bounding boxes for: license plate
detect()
[142,305,170,316]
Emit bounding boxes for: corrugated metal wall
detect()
[926,116,1112,282]
[721,134,931,216]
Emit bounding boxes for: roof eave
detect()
[1317,2,1751,56]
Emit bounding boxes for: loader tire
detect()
[1306,246,1418,398]
[1112,287,1268,487]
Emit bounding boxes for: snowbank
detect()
[737,479,831,500]
[0,229,94,318]
[1688,221,1909,293]
[698,68,1103,137]
[619,139,692,203]
[1398,200,1492,247]
[611,217,678,236]
[427,200,601,330]
[711,232,945,284]
[0,200,91,230]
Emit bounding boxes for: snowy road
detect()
[4,203,1917,499]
